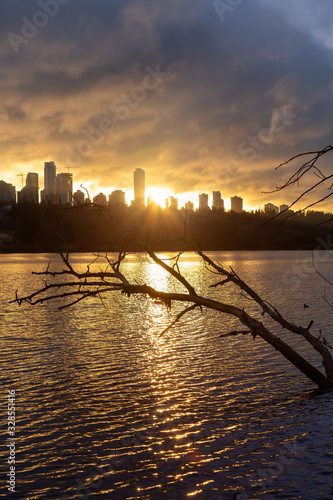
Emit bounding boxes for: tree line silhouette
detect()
[0,202,332,253]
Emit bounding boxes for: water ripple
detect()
[1,252,333,499]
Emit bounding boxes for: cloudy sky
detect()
[1,0,333,209]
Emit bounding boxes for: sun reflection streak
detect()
[124,255,209,470]
[143,253,177,290]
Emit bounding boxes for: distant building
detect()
[199,193,209,210]
[265,202,279,214]
[18,186,38,203]
[56,173,73,205]
[26,172,38,189]
[279,204,289,213]
[230,196,243,213]
[169,196,178,210]
[109,190,126,207]
[0,180,16,204]
[212,191,224,210]
[133,168,145,206]
[93,192,107,206]
[165,198,169,209]
[73,189,85,206]
[147,197,157,207]
[44,161,57,204]
[184,201,194,211]
[18,172,39,203]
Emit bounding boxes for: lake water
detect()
[1,251,333,500]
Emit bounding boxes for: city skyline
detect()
[0,161,275,211]
[0,163,295,213]
[1,154,329,212]
[2,4,333,500]
[0,170,312,219]
[1,2,332,212]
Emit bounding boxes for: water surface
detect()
[1,251,333,499]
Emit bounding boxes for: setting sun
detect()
[2,2,333,499]
[145,187,173,208]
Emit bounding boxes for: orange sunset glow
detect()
[2,3,333,499]
[1,1,333,212]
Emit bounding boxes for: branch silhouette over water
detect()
[11,147,333,390]
[11,243,333,390]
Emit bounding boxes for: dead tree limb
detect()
[10,245,333,390]
[262,145,333,223]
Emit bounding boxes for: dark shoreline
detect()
[1,203,332,255]
[0,245,331,255]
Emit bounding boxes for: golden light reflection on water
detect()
[127,255,227,483]
[2,252,333,499]
[187,489,203,496]
[143,254,180,290]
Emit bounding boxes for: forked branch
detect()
[263,145,333,221]
[10,246,333,390]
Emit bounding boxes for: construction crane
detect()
[63,166,78,174]
[17,173,24,188]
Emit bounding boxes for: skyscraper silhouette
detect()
[17,173,39,203]
[56,173,73,205]
[230,196,243,213]
[44,161,57,204]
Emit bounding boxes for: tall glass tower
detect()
[44,161,57,203]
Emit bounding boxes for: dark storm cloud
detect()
[0,0,333,208]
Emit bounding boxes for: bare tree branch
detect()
[312,253,333,287]
[261,145,333,225]
[159,304,199,337]
[191,246,333,383]
[275,145,333,172]
[11,243,333,390]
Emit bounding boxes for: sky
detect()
[1,0,333,210]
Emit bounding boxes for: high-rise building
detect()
[230,196,243,213]
[184,201,194,211]
[18,173,39,203]
[109,190,126,207]
[0,180,16,204]
[133,168,145,206]
[265,202,279,214]
[26,172,38,189]
[169,196,178,210]
[212,191,224,210]
[73,190,85,206]
[56,173,73,205]
[199,193,209,210]
[147,197,157,207]
[279,204,289,213]
[44,161,57,204]
[93,192,107,206]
